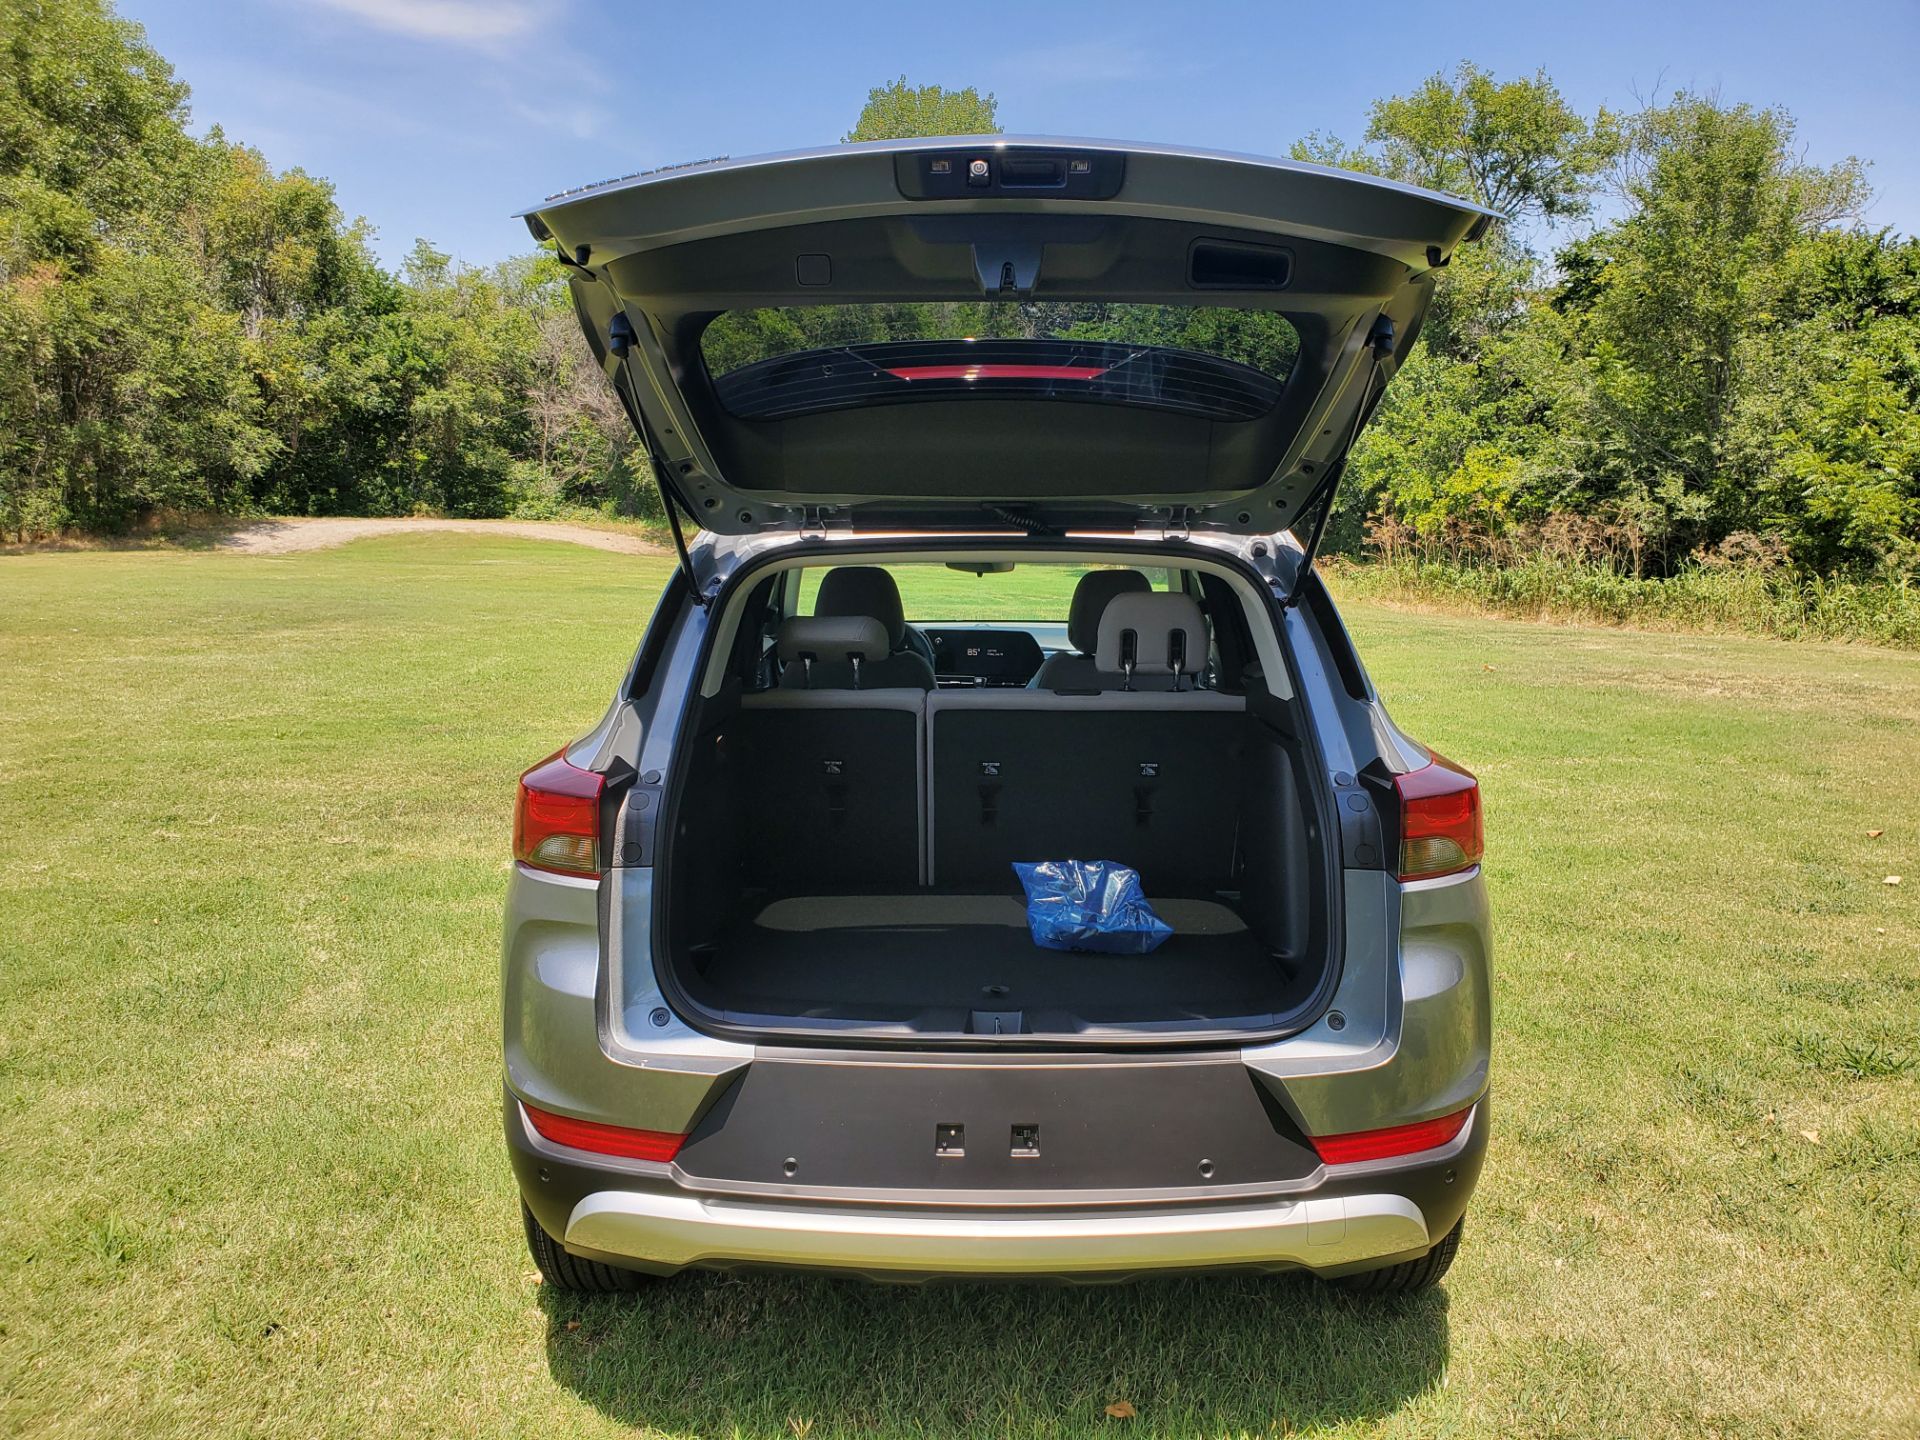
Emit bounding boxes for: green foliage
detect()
[4,15,1918,587]
[1556,97,1874,555]
[1371,62,1617,222]
[1328,552,1920,649]
[0,0,648,537]
[842,75,999,142]
[1305,69,1917,583]
[1293,62,1617,229]
[0,0,193,247]
[0,0,262,531]
[700,300,1299,380]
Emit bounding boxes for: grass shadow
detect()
[0,516,240,553]
[542,1267,1448,1436]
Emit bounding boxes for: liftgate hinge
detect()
[1137,507,1194,542]
[798,506,851,540]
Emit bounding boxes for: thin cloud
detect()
[304,0,538,46]
[183,60,489,150]
[992,36,1197,87]
[510,100,611,141]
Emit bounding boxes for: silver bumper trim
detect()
[564,1189,1432,1276]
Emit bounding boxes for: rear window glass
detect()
[702,303,1299,423]
[796,563,1177,624]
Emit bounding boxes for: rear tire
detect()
[522,1203,653,1294]
[1333,1217,1463,1294]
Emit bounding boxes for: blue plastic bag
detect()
[1012,859,1173,955]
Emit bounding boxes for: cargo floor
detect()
[683,893,1300,1031]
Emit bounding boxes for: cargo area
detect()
[688,892,1297,1034]
[656,680,1336,1040]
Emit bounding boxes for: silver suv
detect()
[504,139,1493,1294]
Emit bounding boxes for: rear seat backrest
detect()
[740,622,927,886]
[926,688,1245,892]
[736,605,1239,893]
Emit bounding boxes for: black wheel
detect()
[1334,1217,1464,1294]
[522,1203,653,1294]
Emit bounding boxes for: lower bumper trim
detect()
[564,1189,1432,1277]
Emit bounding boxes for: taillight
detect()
[1309,1105,1474,1165]
[513,750,603,877]
[521,1102,687,1162]
[1393,751,1483,881]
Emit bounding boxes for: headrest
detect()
[1095,593,1208,677]
[1067,569,1152,654]
[815,566,906,649]
[776,615,891,666]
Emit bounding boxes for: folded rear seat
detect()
[927,595,1246,891]
[736,617,926,888]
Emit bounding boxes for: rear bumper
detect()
[509,1091,1486,1281]
[564,1187,1432,1278]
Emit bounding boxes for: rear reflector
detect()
[1393,751,1483,881]
[521,1102,688,1163]
[1309,1105,1474,1165]
[514,749,603,877]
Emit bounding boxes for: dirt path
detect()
[215,517,668,556]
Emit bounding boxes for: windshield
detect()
[703,303,1300,423]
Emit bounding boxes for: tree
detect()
[1370,64,1618,225]
[843,77,999,143]
[1292,63,1617,234]
[1293,66,1612,554]
[503,253,652,518]
[0,0,654,535]
[1557,95,1873,560]
[4,12,1914,573]
[0,0,193,262]
[1729,230,1920,570]
[0,0,278,531]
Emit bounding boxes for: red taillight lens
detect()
[1393,751,1483,881]
[513,750,603,876]
[1309,1105,1474,1165]
[521,1102,688,1162]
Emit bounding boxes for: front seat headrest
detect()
[776,615,891,666]
[1066,569,1152,654]
[1095,593,1209,681]
[815,566,906,650]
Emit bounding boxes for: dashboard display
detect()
[925,629,1046,687]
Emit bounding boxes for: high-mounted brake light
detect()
[1393,751,1483,881]
[513,750,603,877]
[1309,1105,1474,1165]
[884,363,1110,383]
[521,1102,687,1162]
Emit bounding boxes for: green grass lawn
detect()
[1,535,1915,1439]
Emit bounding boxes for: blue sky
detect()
[124,0,1920,269]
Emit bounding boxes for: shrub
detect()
[1324,553,1920,649]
